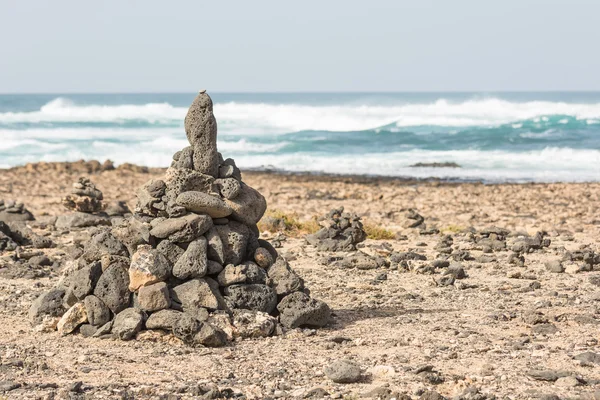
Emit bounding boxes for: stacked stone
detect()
[29,91,331,346]
[306,207,367,251]
[0,199,34,222]
[62,177,104,213]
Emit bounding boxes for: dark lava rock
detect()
[277,291,331,328]
[28,289,66,324]
[84,295,111,327]
[267,257,304,297]
[224,284,277,314]
[93,264,131,314]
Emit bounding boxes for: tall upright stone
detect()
[185,90,219,178]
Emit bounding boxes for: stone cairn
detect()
[61,177,104,213]
[29,91,331,346]
[306,207,367,252]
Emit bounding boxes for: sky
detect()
[1,0,599,93]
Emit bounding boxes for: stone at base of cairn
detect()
[29,91,331,346]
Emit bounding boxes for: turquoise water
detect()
[0,92,599,182]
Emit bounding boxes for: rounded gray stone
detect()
[324,359,361,383]
[112,308,145,340]
[176,191,232,218]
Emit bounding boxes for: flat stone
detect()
[224,184,267,226]
[527,369,571,382]
[173,237,208,279]
[324,360,361,383]
[176,191,232,218]
[224,284,277,314]
[0,380,22,393]
[57,302,88,335]
[0,209,34,222]
[149,213,213,243]
[112,308,144,340]
[145,309,183,331]
[94,264,131,314]
[137,282,171,311]
[277,292,331,328]
[83,295,111,327]
[55,212,110,230]
[128,245,171,291]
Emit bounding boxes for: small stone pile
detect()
[29,91,331,346]
[62,177,104,213]
[305,207,367,251]
[55,180,112,230]
[0,199,34,222]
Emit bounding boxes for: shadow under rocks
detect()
[331,307,460,329]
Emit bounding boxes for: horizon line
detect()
[3,89,600,95]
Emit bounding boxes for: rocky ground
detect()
[1,161,600,399]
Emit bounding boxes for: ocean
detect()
[0,92,599,182]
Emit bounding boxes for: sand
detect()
[1,162,600,399]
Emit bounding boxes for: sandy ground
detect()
[1,162,600,399]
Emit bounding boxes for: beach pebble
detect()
[324,359,361,383]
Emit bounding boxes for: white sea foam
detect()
[231,147,600,182]
[2,138,598,182]
[3,97,600,132]
[0,97,184,123]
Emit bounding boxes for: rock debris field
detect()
[0,92,600,399]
